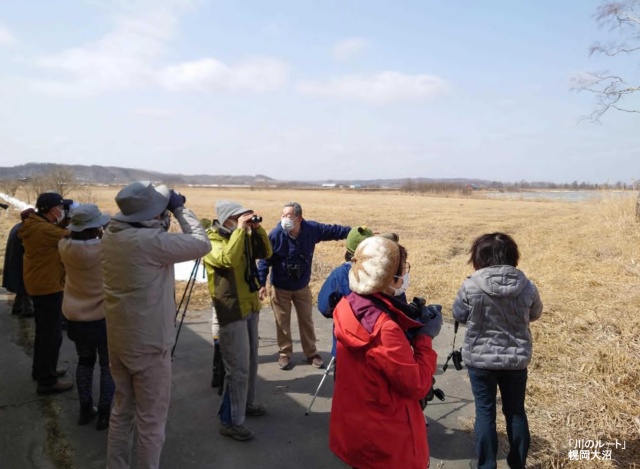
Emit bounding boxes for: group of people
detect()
[2,181,543,469]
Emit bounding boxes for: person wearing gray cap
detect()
[101,182,211,468]
[58,204,114,431]
[203,200,272,441]
[19,191,74,395]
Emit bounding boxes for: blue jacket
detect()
[318,262,353,356]
[318,262,352,318]
[258,219,350,291]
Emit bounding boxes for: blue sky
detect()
[0,0,637,183]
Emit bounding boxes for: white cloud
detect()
[0,22,17,46]
[332,37,367,62]
[132,106,174,117]
[159,57,289,92]
[28,0,288,96]
[297,71,448,104]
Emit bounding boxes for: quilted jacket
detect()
[452,265,543,370]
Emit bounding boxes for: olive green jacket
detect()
[203,223,272,327]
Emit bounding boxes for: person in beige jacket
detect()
[59,204,114,431]
[101,182,211,469]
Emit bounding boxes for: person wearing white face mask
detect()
[257,202,351,371]
[19,192,74,395]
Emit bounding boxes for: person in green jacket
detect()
[203,200,272,442]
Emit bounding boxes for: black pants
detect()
[32,292,63,386]
[67,319,114,408]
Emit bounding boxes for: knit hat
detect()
[346,226,374,254]
[113,181,170,223]
[68,204,111,232]
[349,236,401,295]
[216,200,252,226]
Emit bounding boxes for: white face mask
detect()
[391,273,410,296]
[225,219,238,231]
[53,208,65,225]
[281,217,295,232]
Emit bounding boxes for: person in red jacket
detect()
[330,236,441,469]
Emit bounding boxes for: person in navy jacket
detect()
[257,202,350,370]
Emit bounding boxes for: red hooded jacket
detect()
[329,292,437,469]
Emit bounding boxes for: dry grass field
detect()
[1,186,639,468]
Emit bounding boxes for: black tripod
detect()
[172,258,203,358]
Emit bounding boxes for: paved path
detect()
[1,287,510,469]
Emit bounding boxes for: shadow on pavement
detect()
[1,290,485,469]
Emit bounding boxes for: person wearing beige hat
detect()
[101,181,211,469]
[329,236,441,469]
[58,204,113,431]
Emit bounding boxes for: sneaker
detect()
[245,403,266,417]
[307,354,324,368]
[277,355,291,370]
[36,379,73,395]
[219,423,255,441]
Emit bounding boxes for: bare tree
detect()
[45,167,76,198]
[23,175,52,204]
[0,179,21,197]
[573,1,640,121]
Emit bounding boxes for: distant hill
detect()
[0,163,276,186]
[0,163,492,188]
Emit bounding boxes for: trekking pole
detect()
[305,356,335,415]
[172,258,201,358]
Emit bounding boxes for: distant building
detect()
[321,183,337,188]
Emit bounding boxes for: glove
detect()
[415,304,443,339]
[167,190,185,213]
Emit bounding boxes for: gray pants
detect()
[218,311,259,426]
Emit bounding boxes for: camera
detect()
[408,297,426,320]
[419,377,445,410]
[249,215,262,223]
[443,349,464,371]
[286,263,301,281]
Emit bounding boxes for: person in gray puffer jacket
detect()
[453,232,542,469]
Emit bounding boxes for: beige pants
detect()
[107,349,172,469]
[270,284,317,358]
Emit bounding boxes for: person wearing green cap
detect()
[318,229,404,358]
[317,226,373,356]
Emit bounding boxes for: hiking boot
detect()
[96,405,111,431]
[37,379,73,395]
[78,404,98,426]
[245,403,266,417]
[219,423,254,441]
[307,354,324,369]
[277,355,291,370]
